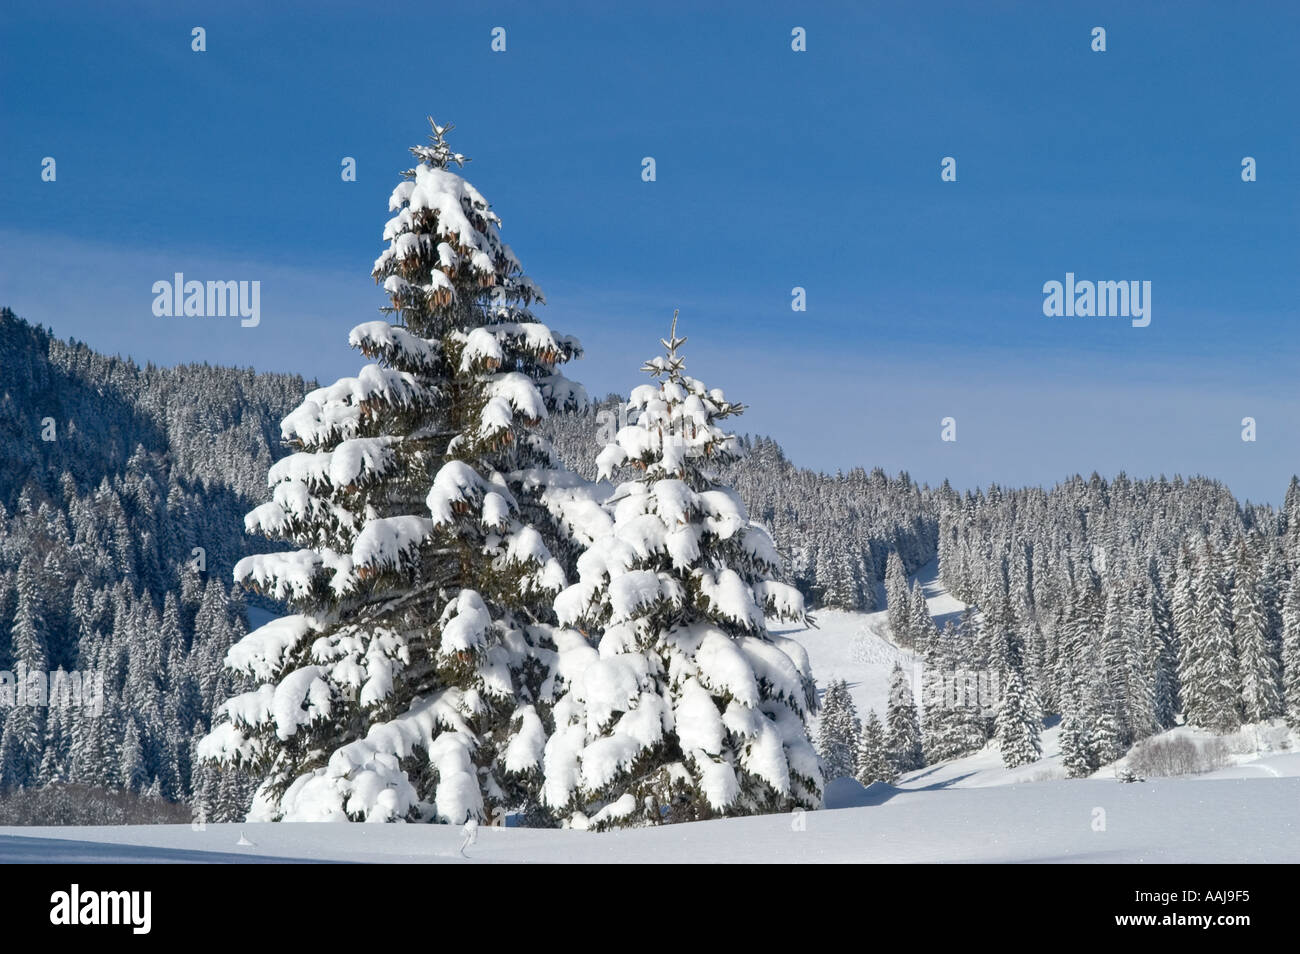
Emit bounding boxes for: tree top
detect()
[406,116,468,174]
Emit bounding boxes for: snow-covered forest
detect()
[0,307,304,817]
[5,279,1300,825]
[1,123,1298,836]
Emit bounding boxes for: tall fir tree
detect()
[0,555,48,790]
[1099,584,1132,744]
[1150,565,1180,729]
[1233,541,1282,723]
[200,120,588,823]
[119,718,148,791]
[1180,542,1242,733]
[885,551,912,646]
[1281,569,1300,729]
[1088,674,1125,767]
[1122,585,1159,742]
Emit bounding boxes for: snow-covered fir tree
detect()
[1233,540,1282,723]
[992,631,1041,768]
[909,580,935,646]
[1088,678,1125,766]
[0,555,47,790]
[885,663,924,775]
[855,709,894,785]
[918,624,949,758]
[540,318,821,828]
[1058,691,1096,779]
[1099,584,1131,745]
[1121,579,1160,742]
[1179,541,1242,733]
[885,551,912,646]
[816,679,861,782]
[119,720,148,792]
[1283,569,1300,729]
[199,120,587,823]
[920,620,987,762]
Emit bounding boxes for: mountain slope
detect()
[0,308,308,812]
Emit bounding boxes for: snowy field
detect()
[1,774,1296,862]
[5,559,1294,864]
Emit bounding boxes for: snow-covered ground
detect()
[6,558,1293,863]
[2,773,1296,862]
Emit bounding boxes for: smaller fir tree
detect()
[885,663,924,775]
[816,680,861,781]
[855,710,895,785]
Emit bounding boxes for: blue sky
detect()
[3,1,1299,503]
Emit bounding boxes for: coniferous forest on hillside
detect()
[4,280,1299,823]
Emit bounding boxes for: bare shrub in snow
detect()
[1128,736,1232,777]
[0,784,192,826]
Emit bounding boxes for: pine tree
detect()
[200,119,588,823]
[119,719,148,791]
[1020,613,1048,710]
[919,623,951,758]
[821,538,865,610]
[1259,545,1285,671]
[1089,691,1124,766]
[1282,569,1300,729]
[36,702,68,787]
[1099,585,1132,744]
[816,680,861,781]
[885,551,911,646]
[1286,477,1300,562]
[188,721,214,824]
[0,555,48,790]
[909,580,935,646]
[855,710,895,785]
[885,663,924,774]
[1058,700,1095,779]
[1150,566,1180,729]
[1122,588,1159,741]
[541,320,821,828]
[993,633,1041,768]
[923,619,988,761]
[37,743,63,787]
[1056,580,1102,710]
[215,767,251,823]
[1233,541,1282,723]
[1180,543,1242,732]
